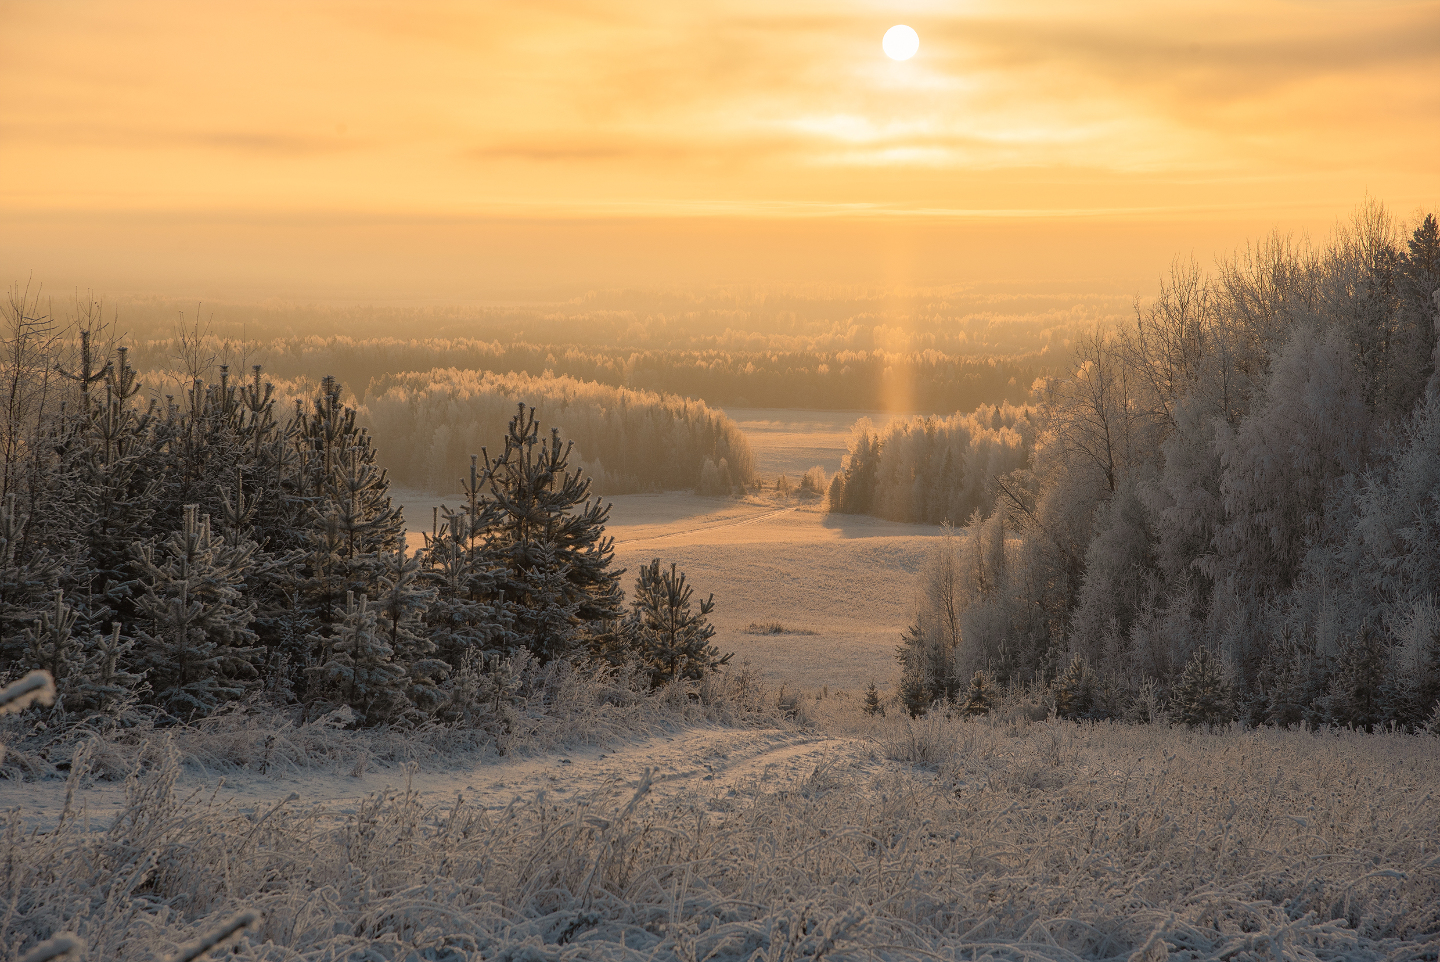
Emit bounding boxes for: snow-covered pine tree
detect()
[476,404,623,663]
[20,590,81,712]
[863,681,885,716]
[304,591,408,726]
[58,345,161,631]
[223,365,311,689]
[71,622,144,717]
[420,460,519,664]
[131,505,260,718]
[295,378,404,638]
[625,558,729,687]
[372,548,445,716]
[0,495,60,668]
[961,670,994,717]
[1170,645,1237,727]
[1053,653,1098,721]
[896,619,963,716]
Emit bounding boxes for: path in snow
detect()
[8,726,876,833]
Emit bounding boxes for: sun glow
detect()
[882,25,919,61]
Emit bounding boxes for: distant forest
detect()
[122,338,1050,415]
[876,204,1440,732]
[100,285,1095,417]
[362,369,753,495]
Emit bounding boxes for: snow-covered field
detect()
[718,408,907,478]
[395,407,946,693]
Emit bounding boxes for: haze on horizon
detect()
[1,0,1436,302]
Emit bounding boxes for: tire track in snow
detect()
[611,506,797,547]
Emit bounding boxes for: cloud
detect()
[2,122,360,157]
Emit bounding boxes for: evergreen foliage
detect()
[304,591,408,726]
[1170,647,1237,727]
[863,681,885,716]
[961,670,994,717]
[131,505,260,718]
[0,320,707,729]
[624,558,729,687]
[472,404,624,664]
[1053,654,1098,721]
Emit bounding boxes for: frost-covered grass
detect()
[0,659,780,784]
[6,696,1439,961]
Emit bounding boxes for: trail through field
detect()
[8,724,875,834]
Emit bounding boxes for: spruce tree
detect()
[863,681,885,716]
[896,619,962,716]
[624,558,729,687]
[1053,653,1097,721]
[131,505,260,718]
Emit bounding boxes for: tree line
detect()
[891,204,1440,731]
[358,368,755,495]
[827,404,1037,526]
[0,306,727,729]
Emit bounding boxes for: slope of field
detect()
[607,494,945,690]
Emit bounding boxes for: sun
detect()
[882,25,919,61]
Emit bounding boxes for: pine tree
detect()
[59,347,161,630]
[1171,646,1237,727]
[863,681,885,716]
[476,405,623,663]
[304,591,409,726]
[70,622,144,717]
[420,462,519,664]
[1054,653,1097,721]
[372,548,446,716]
[0,495,60,667]
[961,670,994,717]
[131,505,260,718]
[291,378,405,690]
[21,590,82,712]
[1319,626,1389,731]
[896,618,962,716]
[625,558,729,687]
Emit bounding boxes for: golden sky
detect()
[2,0,1437,297]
